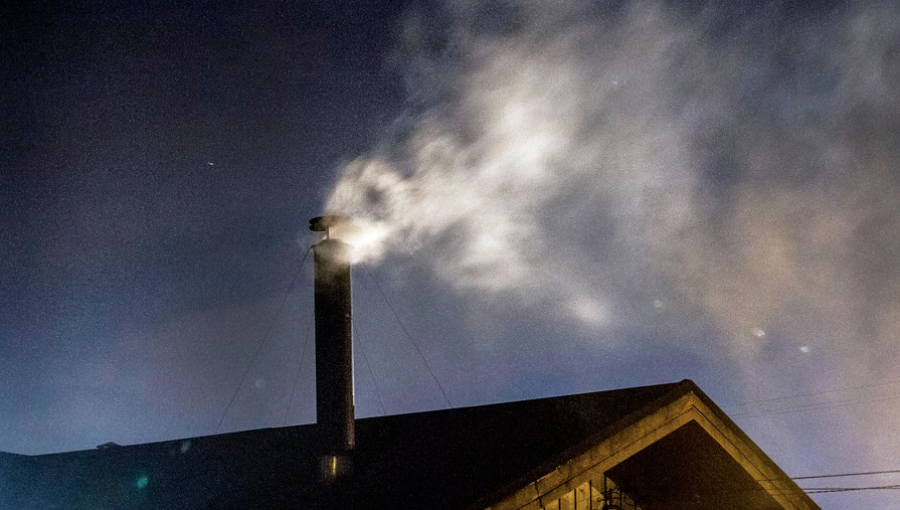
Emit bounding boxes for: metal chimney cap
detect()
[309,215,349,232]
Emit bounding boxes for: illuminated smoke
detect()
[324,1,900,483]
[327,0,899,378]
[329,1,705,327]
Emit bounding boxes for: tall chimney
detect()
[309,215,355,461]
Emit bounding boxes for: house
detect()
[0,379,820,510]
[0,217,821,510]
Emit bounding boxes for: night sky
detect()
[3,1,900,508]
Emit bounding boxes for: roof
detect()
[0,380,819,510]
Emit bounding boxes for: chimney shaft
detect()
[311,232,355,454]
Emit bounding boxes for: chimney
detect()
[309,215,355,473]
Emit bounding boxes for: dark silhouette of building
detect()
[0,218,821,509]
[0,380,820,509]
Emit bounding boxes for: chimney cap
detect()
[310,215,349,233]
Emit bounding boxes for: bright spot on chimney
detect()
[751,328,766,338]
[327,218,391,263]
[135,475,149,490]
[800,345,811,354]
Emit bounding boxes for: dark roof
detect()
[1,382,677,510]
[0,381,815,510]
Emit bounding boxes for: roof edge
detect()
[466,380,697,510]
[469,380,821,510]
[681,380,821,509]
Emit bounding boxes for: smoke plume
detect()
[326,3,899,499]
[329,0,899,355]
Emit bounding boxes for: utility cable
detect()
[747,468,900,497]
[731,378,900,408]
[362,262,454,408]
[727,379,900,419]
[792,468,900,480]
[282,308,315,426]
[730,391,900,418]
[727,378,900,415]
[216,247,311,433]
[352,319,388,416]
[802,484,900,494]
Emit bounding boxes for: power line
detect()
[725,378,900,419]
[729,378,900,411]
[803,484,900,494]
[731,391,900,418]
[282,308,315,426]
[353,320,387,416]
[731,378,900,408]
[217,247,310,433]
[776,468,900,496]
[793,468,900,481]
[362,262,454,408]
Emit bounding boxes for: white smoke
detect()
[325,1,900,476]
[329,0,899,338]
[329,1,709,329]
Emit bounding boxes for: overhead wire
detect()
[352,318,388,416]
[731,378,900,407]
[584,470,900,503]
[730,391,900,418]
[725,377,900,419]
[803,484,900,494]
[216,247,311,433]
[361,261,454,408]
[605,468,900,502]
[792,468,900,480]
[752,468,900,497]
[282,307,315,426]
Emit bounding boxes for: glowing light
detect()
[317,216,392,264]
[800,345,810,353]
[135,475,149,490]
[335,222,391,264]
[751,328,766,338]
[331,456,337,477]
